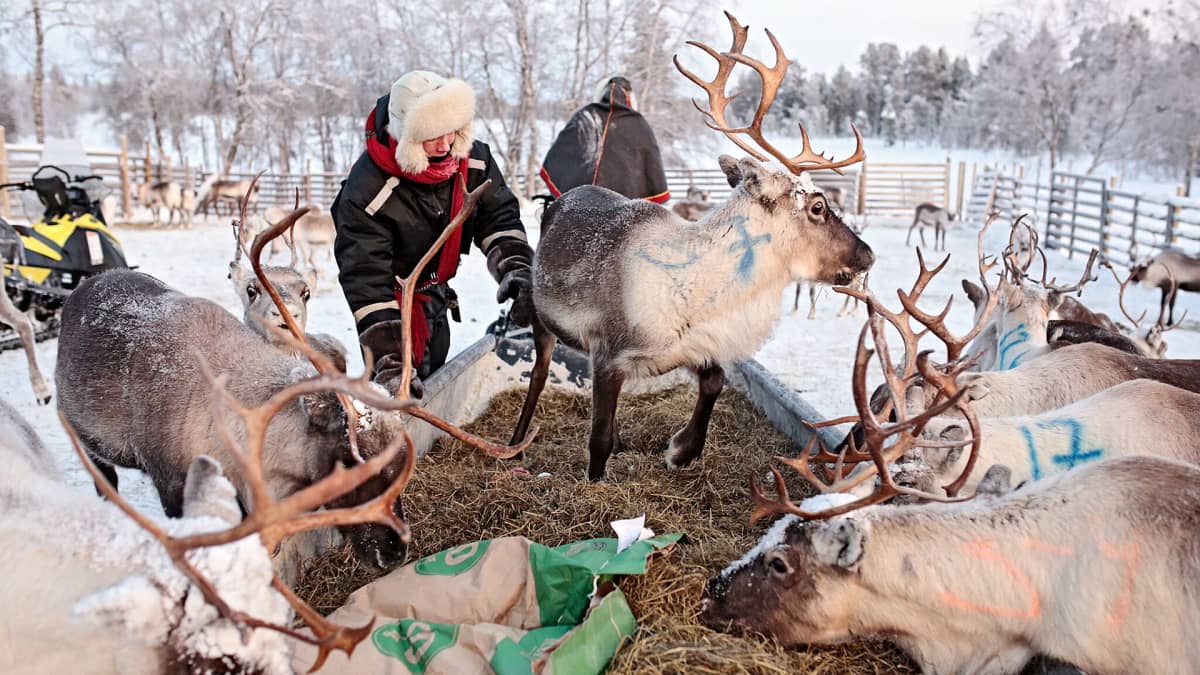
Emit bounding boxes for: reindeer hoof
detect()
[665,434,700,469]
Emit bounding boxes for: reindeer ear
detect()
[300,391,344,433]
[718,155,741,187]
[734,157,789,204]
[183,456,243,526]
[811,518,867,569]
[962,279,985,309]
[302,268,318,293]
[937,425,968,469]
[976,464,1013,497]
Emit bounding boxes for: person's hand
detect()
[496,267,534,327]
[374,353,424,399]
[359,320,423,398]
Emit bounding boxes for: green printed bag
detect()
[292,534,680,674]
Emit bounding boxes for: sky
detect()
[724,0,994,75]
[722,0,1173,75]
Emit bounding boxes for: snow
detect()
[3,199,1200,521]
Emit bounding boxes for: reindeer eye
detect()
[246,285,259,301]
[301,287,311,302]
[810,200,825,217]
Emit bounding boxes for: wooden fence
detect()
[964,166,1200,264]
[1,129,966,224]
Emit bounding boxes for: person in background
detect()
[539,76,670,203]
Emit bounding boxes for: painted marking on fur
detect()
[726,215,771,281]
[938,539,1042,619]
[998,323,1031,370]
[1021,419,1104,479]
[1091,522,1141,633]
[635,245,701,270]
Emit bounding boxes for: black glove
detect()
[358,320,423,399]
[488,241,535,328]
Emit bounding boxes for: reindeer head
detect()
[231,263,315,342]
[685,185,710,203]
[231,204,316,349]
[702,510,870,644]
[718,155,874,286]
[676,12,874,287]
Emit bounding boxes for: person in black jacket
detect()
[333,71,534,396]
[540,76,671,203]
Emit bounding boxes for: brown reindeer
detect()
[671,185,715,221]
[138,180,194,227]
[509,13,874,480]
[906,202,955,251]
[1131,248,1200,326]
[196,175,259,218]
[56,185,529,572]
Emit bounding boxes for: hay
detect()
[295,385,916,673]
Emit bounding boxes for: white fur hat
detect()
[386,70,476,173]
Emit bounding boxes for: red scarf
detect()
[365,106,469,366]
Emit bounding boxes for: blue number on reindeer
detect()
[1020,418,1104,480]
[998,323,1032,370]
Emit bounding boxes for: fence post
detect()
[0,126,8,221]
[943,157,951,210]
[1068,176,1081,259]
[1098,177,1111,261]
[1129,195,1140,263]
[143,141,152,184]
[119,135,131,218]
[163,153,172,183]
[856,161,867,216]
[956,161,966,217]
[304,160,313,205]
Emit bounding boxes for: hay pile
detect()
[295,385,915,674]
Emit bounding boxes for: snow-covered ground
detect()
[4,209,1199,519]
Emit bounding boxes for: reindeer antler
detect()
[674,11,865,176]
[748,313,976,523]
[1041,249,1100,297]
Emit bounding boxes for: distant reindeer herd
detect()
[3,10,1200,675]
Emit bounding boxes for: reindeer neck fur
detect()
[617,197,800,375]
[839,459,1200,674]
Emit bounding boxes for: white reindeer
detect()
[138,180,194,227]
[703,455,1200,675]
[0,398,294,675]
[509,13,875,479]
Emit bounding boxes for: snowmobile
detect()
[0,164,131,351]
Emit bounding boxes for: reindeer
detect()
[703,294,1200,675]
[0,397,294,674]
[57,190,528,572]
[671,185,715,221]
[1131,248,1200,326]
[703,455,1200,675]
[229,186,346,369]
[906,202,955,251]
[0,226,52,404]
[509,13,874,480]
[196,174,259,218]
[139,180,194,227]
[292,207,336,272]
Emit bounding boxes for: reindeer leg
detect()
[509,319,557,456]
[665,364,725,469]
[587,359,626,481]
[807,284,818,320]
[75,430,120,497]
[906,222,916,246]
[0,283,51,404]
[1169,284,1180,325]
[792,282,802,314]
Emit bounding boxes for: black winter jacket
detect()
[333,97,532,335]
[539,88,670,203]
